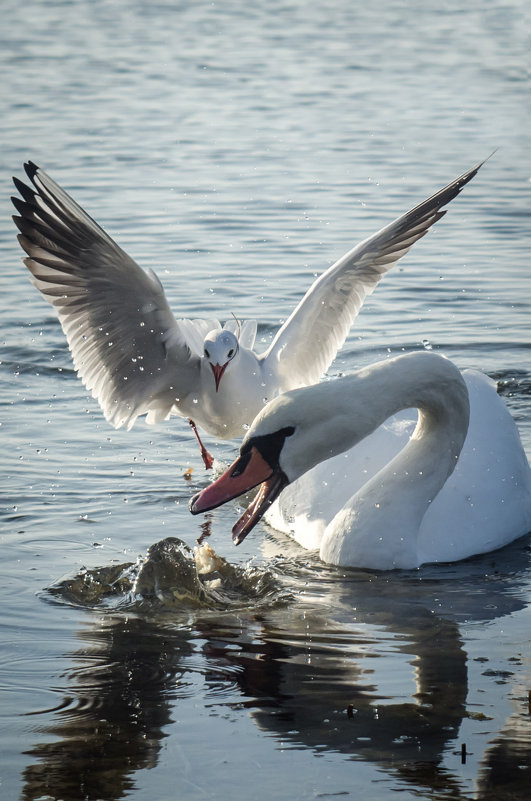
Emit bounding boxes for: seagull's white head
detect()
[203,329,239,392]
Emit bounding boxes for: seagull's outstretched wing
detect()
[261,160,485,390]
[12,162,200,430]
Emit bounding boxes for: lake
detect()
[1,1,530,799]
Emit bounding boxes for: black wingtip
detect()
[461,150,497,187]
[12,177,37,205]
[11,196,27,216]
[12,176,26,193]
[420,151,495,215]
[24,161,40,182]
[11,213,26,234]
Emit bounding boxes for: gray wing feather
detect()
[261,159,485,390]
[12,162,199,429]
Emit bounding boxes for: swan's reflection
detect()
[21,537,531,800]
[202,605,468,795]
[477,677,531,799]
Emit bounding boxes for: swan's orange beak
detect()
[190,447,272,512]
[189,447,288,544]
[210,362,228,392]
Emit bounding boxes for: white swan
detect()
[190,351,531,569]
[12,161,483,467]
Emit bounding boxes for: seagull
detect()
[12,159,483,467]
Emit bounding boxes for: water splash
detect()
[47,537,290,613]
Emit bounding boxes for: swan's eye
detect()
[204,349,210,359]
[228,348,234,358]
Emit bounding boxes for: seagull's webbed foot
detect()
[188,419,214,470]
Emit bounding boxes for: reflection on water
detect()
[20,538,531,800]
[22,617,186,801]
[478,715,531,799]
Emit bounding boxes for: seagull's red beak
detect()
[189,447,288,544]
[210,362,228,392]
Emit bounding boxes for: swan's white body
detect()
[266,367,531,568]
[191,352,531,570]
[13,161,482,443]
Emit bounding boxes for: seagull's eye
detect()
[228,349,234,358]
[204,349,210,359]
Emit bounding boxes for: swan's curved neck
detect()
[293,352,470,568]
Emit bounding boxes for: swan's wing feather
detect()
[12,162,200,430]
[261,160,484,390]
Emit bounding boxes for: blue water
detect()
[1,1,530,799]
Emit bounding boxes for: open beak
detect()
[189,446,288,544]
[210,361,228,392]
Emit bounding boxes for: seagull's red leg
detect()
[188,419,214,470]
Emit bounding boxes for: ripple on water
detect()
[0,645,72,722]
[494,367,531,390]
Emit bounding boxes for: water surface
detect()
[1,1,530,799]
